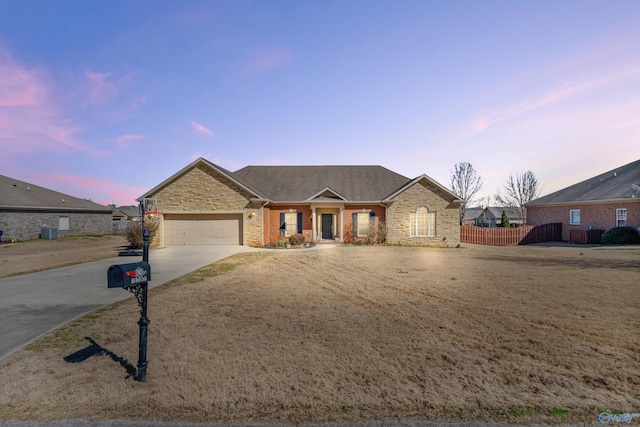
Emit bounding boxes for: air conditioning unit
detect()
[41,227,58,240]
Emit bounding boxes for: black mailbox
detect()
[107,262,151,289]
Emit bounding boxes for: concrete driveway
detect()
[0,245,252,359]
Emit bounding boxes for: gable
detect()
[147,163,257,212]
[306,187,348,201]
[385,175,461,204]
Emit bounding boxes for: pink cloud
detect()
[0,49,103,155]
[84,71,117,105]
[115,134,145,149]
[190,120,214,137]
[471,65,640,134]
[0,52,47,106]
[243,48,293,76]
[35,172,147,206]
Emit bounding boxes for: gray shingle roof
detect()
[0,175,111,211]
[527,159,640,206]
[114,205,141,217]
[485,206,523,220]
[463,207,485,222]
[232,165,412,201]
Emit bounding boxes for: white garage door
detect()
[164,214,242,245]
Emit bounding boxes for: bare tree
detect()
[449,162,483,225]
[495,171,541,225]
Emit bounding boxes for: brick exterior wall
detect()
[151,164,263,246]
[343,205,386,241]
[264,205,314,244]
[385,180,460,247]
[264,204,388,244]
[527,201,640,242]
[0,210,112,241]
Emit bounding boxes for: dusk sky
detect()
[2,0,640,207]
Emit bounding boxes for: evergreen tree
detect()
[500,210,511,228]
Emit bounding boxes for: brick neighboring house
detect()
[526,159,640,242]
[0,175,113,241]
[138,158,462,247]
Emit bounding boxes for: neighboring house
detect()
[462,207,485,225]
[482,207,524,227]
[113,205,142,221]
[138,158,462,247]
[0,175,113,241]
[463,206,523,227]
[526,159,640,242]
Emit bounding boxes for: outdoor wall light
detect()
[248,211,256,219]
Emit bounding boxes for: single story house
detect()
[526,159,640,242]
[0,174,113,241]
[138,158,462,247]
[464,206,524,227]
[113,205,142,221]
[462,207,485,225]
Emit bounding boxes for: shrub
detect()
[601,226,640,245]
[343,220,385,245]
[264,237,287,248]
[288,233,305,246]
[124,216,159,248]
[377,219,387,244]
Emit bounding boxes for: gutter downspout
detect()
[379,202,390,243]
[261,201,269,247]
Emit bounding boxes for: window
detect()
[410,207,435,237]
[569,209,580,225]
[280,212,302,237]
[352,212,375,237]
[59,216,70,231]
[616,209,627,227]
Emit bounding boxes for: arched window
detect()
[410,207,435,237]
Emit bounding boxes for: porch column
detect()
[339,208,344,242]
[312,207,317,241]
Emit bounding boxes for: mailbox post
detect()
[107,201,152,381]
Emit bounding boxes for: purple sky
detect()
[2,0,640,206]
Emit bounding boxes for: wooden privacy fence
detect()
[460,223,562,246]
[569,228,605,245]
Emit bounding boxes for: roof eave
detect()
[268,200,385,205]
[0,205,112,212]
[525,197,640,208]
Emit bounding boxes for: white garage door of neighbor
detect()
[164,214,242,245]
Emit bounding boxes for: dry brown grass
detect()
[0,235,127,278]
[0,244,639,425]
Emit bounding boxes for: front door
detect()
[321,214,333,239]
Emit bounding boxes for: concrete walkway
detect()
[0,245,252,359]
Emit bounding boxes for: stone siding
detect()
[527,201,640,241]
[244,201,263,246]
[151,164,262,246]
[386,180,460,247]
[0,211,112,241]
